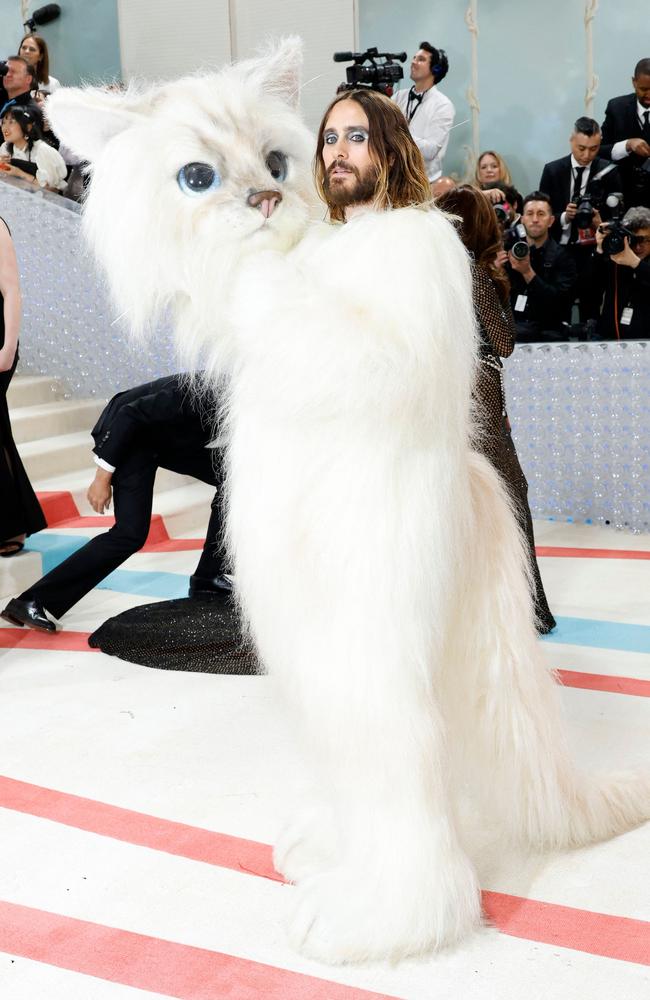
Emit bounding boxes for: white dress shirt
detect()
[392,85,455,182]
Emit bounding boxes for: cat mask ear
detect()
[244,36,303,108]
[46,86,150,163]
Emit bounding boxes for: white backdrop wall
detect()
[116,0,358,132]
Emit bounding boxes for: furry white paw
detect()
[273,804,338,883]
[287,858,481,964]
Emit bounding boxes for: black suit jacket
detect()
[600,93,650,208]
[538,155,623,242]
[92,374,218,472]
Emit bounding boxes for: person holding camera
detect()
[601,57,650,210]
[505,192,577,342]
[392,42,454,185]
[539,117,622,325]
[595,206,650,339]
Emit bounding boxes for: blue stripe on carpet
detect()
[25,537,650,652]
[543,617,650,654]
[24,534,189,598]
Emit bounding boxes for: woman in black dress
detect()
[438,185,556,633]
[0,218,46,555]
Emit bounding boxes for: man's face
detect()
[521,201,554,241]
[321,100,378,210]
[569,131,601,166]
[632,73,650,108]
[4,60,31,95]
[634,226,650,260]
[410,49,433,85]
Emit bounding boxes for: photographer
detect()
[505,192,577,342]
[596,206,650,339]
[392,42,454,184]
[601,57,650,210]
[539,118,621,324]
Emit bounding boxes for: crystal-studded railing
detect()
[1,179,648,531]
[505,340,650,532]
[0,178,177,398]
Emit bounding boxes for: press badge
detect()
[514,294,528,312]
[620,307,633,325]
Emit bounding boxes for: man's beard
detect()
[323,160,379,210]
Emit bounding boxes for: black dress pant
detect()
[21,445,224,620]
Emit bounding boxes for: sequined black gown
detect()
[0,221,46,544]
[472,263,556,633]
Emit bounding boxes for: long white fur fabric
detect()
[46,39,650,965]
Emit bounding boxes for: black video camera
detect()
[503,222,529,260]
[333,47,406,97]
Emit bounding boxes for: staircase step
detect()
[6,375,66,408]
[18,431,94,479]
[0,549,43,599]
[10,399,104,444]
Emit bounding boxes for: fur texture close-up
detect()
[46,38,650,965]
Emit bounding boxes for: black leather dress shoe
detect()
[1,597,57,632]
[188,573,233,599]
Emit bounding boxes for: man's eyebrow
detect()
[324,125,369,133]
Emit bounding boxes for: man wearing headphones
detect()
[392,42,455,187]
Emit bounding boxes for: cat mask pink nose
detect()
[247,189,283,219]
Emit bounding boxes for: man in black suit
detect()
[600,57,650,209]
[506,191,577,342]
[539,117,622,325]
[2,375,229,632]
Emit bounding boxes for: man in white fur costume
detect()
[47,40,649,965]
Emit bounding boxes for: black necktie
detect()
[570,166,585,243]
[572,166,585,203]
[642,110,650,136]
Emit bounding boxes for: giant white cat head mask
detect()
[47,38,317,357]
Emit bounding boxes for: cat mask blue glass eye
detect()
[177,162,221,196]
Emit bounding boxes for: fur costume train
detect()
[48,40,650,964]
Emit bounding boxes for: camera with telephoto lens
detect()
[333,47,406,97]
[503,222,529,259]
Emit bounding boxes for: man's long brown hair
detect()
[314,90,432,222]
[436,184,510,304]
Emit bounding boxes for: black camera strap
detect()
[406,87,427,123]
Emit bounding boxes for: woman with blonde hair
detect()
[474,149,522,213]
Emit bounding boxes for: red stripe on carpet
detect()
[536,546,650,560]
[36,491,80,527]
[482,890,650,966]
[2,777,649,967]
[0,629,95,652]
[53,512,170,545]
[0,901,397,1000]
[0,776,279,882]
[557,669,650,698]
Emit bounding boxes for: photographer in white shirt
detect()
[392,42,455,187]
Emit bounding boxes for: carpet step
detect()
[6,375,66,408]
[10,399,104,444]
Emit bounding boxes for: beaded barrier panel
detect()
[505,340,650,532]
